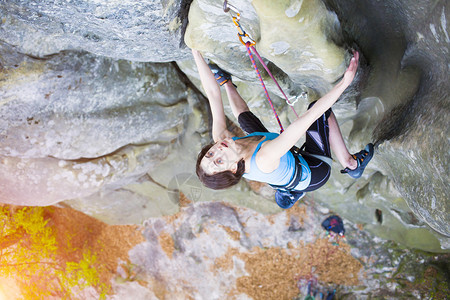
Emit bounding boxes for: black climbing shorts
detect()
[237,102,332,192]
[237,111,270,134]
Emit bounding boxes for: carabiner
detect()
[286,92,307,106]
[223,0,241,21]
[238,34,256,47]
[286,97,298,107]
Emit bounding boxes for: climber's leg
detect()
[328,111,374,179]
[328,112,357,170]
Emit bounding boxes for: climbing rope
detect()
[223,0,300,132]
[244,42,285,131]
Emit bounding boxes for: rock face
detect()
[112,200,447,299]
[0,41,192,206]
[0,0,449,252]
[320,0,450,240]
[0,0,192,62]
[122,200,366,298]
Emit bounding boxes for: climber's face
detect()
[200,138,240,174]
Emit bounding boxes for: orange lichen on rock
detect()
[44,206,145,292]
[159,231,175,259]
[234,239,362,299]
[213,247,240,273]
[220,225,241,241]
[236,247,303,299]
[303,238,361,285]
[162,212,182,225]
[286,203,308,226]
[179,192,192,207]
[162,192,190,225]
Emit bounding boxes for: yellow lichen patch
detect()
[46,206,145,286]
[158,231,175,259]
[220,225,241,241]
[0,60,46,89]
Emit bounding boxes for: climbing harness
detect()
[269,145,312,209]
[223,0,301,132]
[269,147,311,192]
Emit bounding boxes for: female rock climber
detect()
[192,49,374,209]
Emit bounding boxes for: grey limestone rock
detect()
[0,0,448,251]
[0,0,192,62]
[0,41,192,206]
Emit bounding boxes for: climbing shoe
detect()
[275,189,305,209]
[340,143,374,179]
[208,63,233,86]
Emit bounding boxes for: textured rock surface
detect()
[0,0,192,62]
[319,0,450,240]
[0,43,189,159]
[0,41,192,206]
[0,0,448,252]
[185,0,347,95]
[109,200,448,299]
[182,0,450,249]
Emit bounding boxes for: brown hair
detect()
[196,143,246,190]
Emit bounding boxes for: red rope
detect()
[245,42,284,132]
[248,44,299,118]
[244,42,300,133]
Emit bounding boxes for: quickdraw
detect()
[223,0,301,132]
[223,0,256,47]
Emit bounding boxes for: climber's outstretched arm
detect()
[259,51,359,166]
[192,49,232,142]
[223,82,250,119]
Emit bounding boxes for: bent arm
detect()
[260,51,359,163]
[192,49,232,142]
